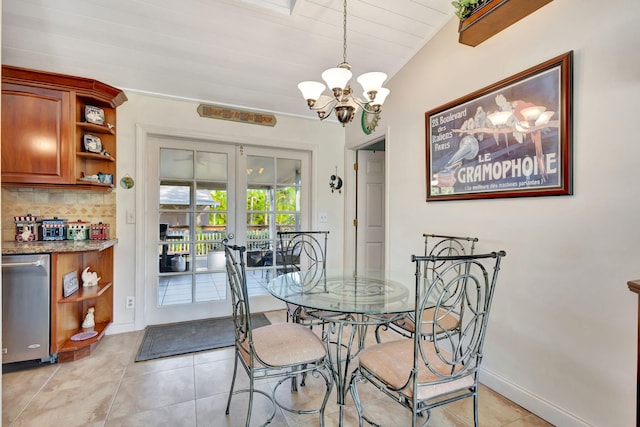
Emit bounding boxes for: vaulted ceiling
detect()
[2,0,455,119]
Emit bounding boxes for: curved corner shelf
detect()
[59,281,113,303]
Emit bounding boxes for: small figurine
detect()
[82,307,95,329]
[81,267,101,287]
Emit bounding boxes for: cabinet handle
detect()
[2,260,43,268]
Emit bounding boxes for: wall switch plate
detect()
[126,210,135,224]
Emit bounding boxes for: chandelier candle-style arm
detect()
[297,0,390,126]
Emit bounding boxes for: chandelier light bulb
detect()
[321,67,352,93]
[370,87,390,106]
[357,72,387,94]
[298,81,326,105]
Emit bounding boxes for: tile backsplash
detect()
[2,188,116,241]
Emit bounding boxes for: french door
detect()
[144,135,310,325]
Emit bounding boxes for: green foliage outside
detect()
[208,187,298,227]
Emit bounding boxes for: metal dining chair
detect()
[223,241,333,426]
[276,231,336,327]
[350,250,507,427]
[375,233,479,343]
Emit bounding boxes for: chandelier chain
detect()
[342,0,348,64]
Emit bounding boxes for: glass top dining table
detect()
[266,269,416,318]
[267,270,416,426]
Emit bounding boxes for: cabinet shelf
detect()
[57,321,110,362]
[76,152,115,162]
[76,121,115,135]
[59,281,112,303]
[75,180,114,189]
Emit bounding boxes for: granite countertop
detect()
[2,239,117,255]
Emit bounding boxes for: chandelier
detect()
[297,0,390,126]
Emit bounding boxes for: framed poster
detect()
[425,51,573,201]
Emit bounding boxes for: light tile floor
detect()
[2,310,554,427]
[159,269,270,306]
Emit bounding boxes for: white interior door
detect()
[356,149,385,273]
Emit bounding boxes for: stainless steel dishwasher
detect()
[2,253,52,364]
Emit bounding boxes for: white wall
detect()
[110,92,345,331]
[346,0,640,426]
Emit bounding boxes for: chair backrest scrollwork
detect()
[277,231,329,290]
[223,241,252,349]
[411,251,506,389]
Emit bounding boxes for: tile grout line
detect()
[8,363,61,427]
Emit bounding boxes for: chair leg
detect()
[318,366,333,427]
[245,374,255,427]
[349,370,365,427]
[225,352,239,415]
[473,389,479,427]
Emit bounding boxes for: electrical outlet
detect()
[126,296,135,309]
[319,212,328,223]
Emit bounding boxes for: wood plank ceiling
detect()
[2,0,454,119]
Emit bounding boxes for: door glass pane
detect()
[277,158,301,184]
[275,186,300,212]
[247,156,274,184]
[160,182,192,210]
[196,151,227,180]
[160,148,193,179]
[196,182,225,210]
[276,213,299,230]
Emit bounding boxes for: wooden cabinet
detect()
[1,83,73,184]
[1,65,126,190]
[51,243,115,362]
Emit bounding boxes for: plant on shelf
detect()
[451,0,491,20]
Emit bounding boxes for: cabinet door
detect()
[1,83,73,184]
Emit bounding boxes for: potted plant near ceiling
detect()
[454,0,553,47]
[452,0,491,20]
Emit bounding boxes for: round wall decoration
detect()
[361,105,380,135]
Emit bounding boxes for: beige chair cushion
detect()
[238,323,326,367]
[358,339,474,401]
[394,307,460,336]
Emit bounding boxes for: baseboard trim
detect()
[105,322,137,335]
[480,367,593,427]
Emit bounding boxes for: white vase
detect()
[171,254,186,272]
